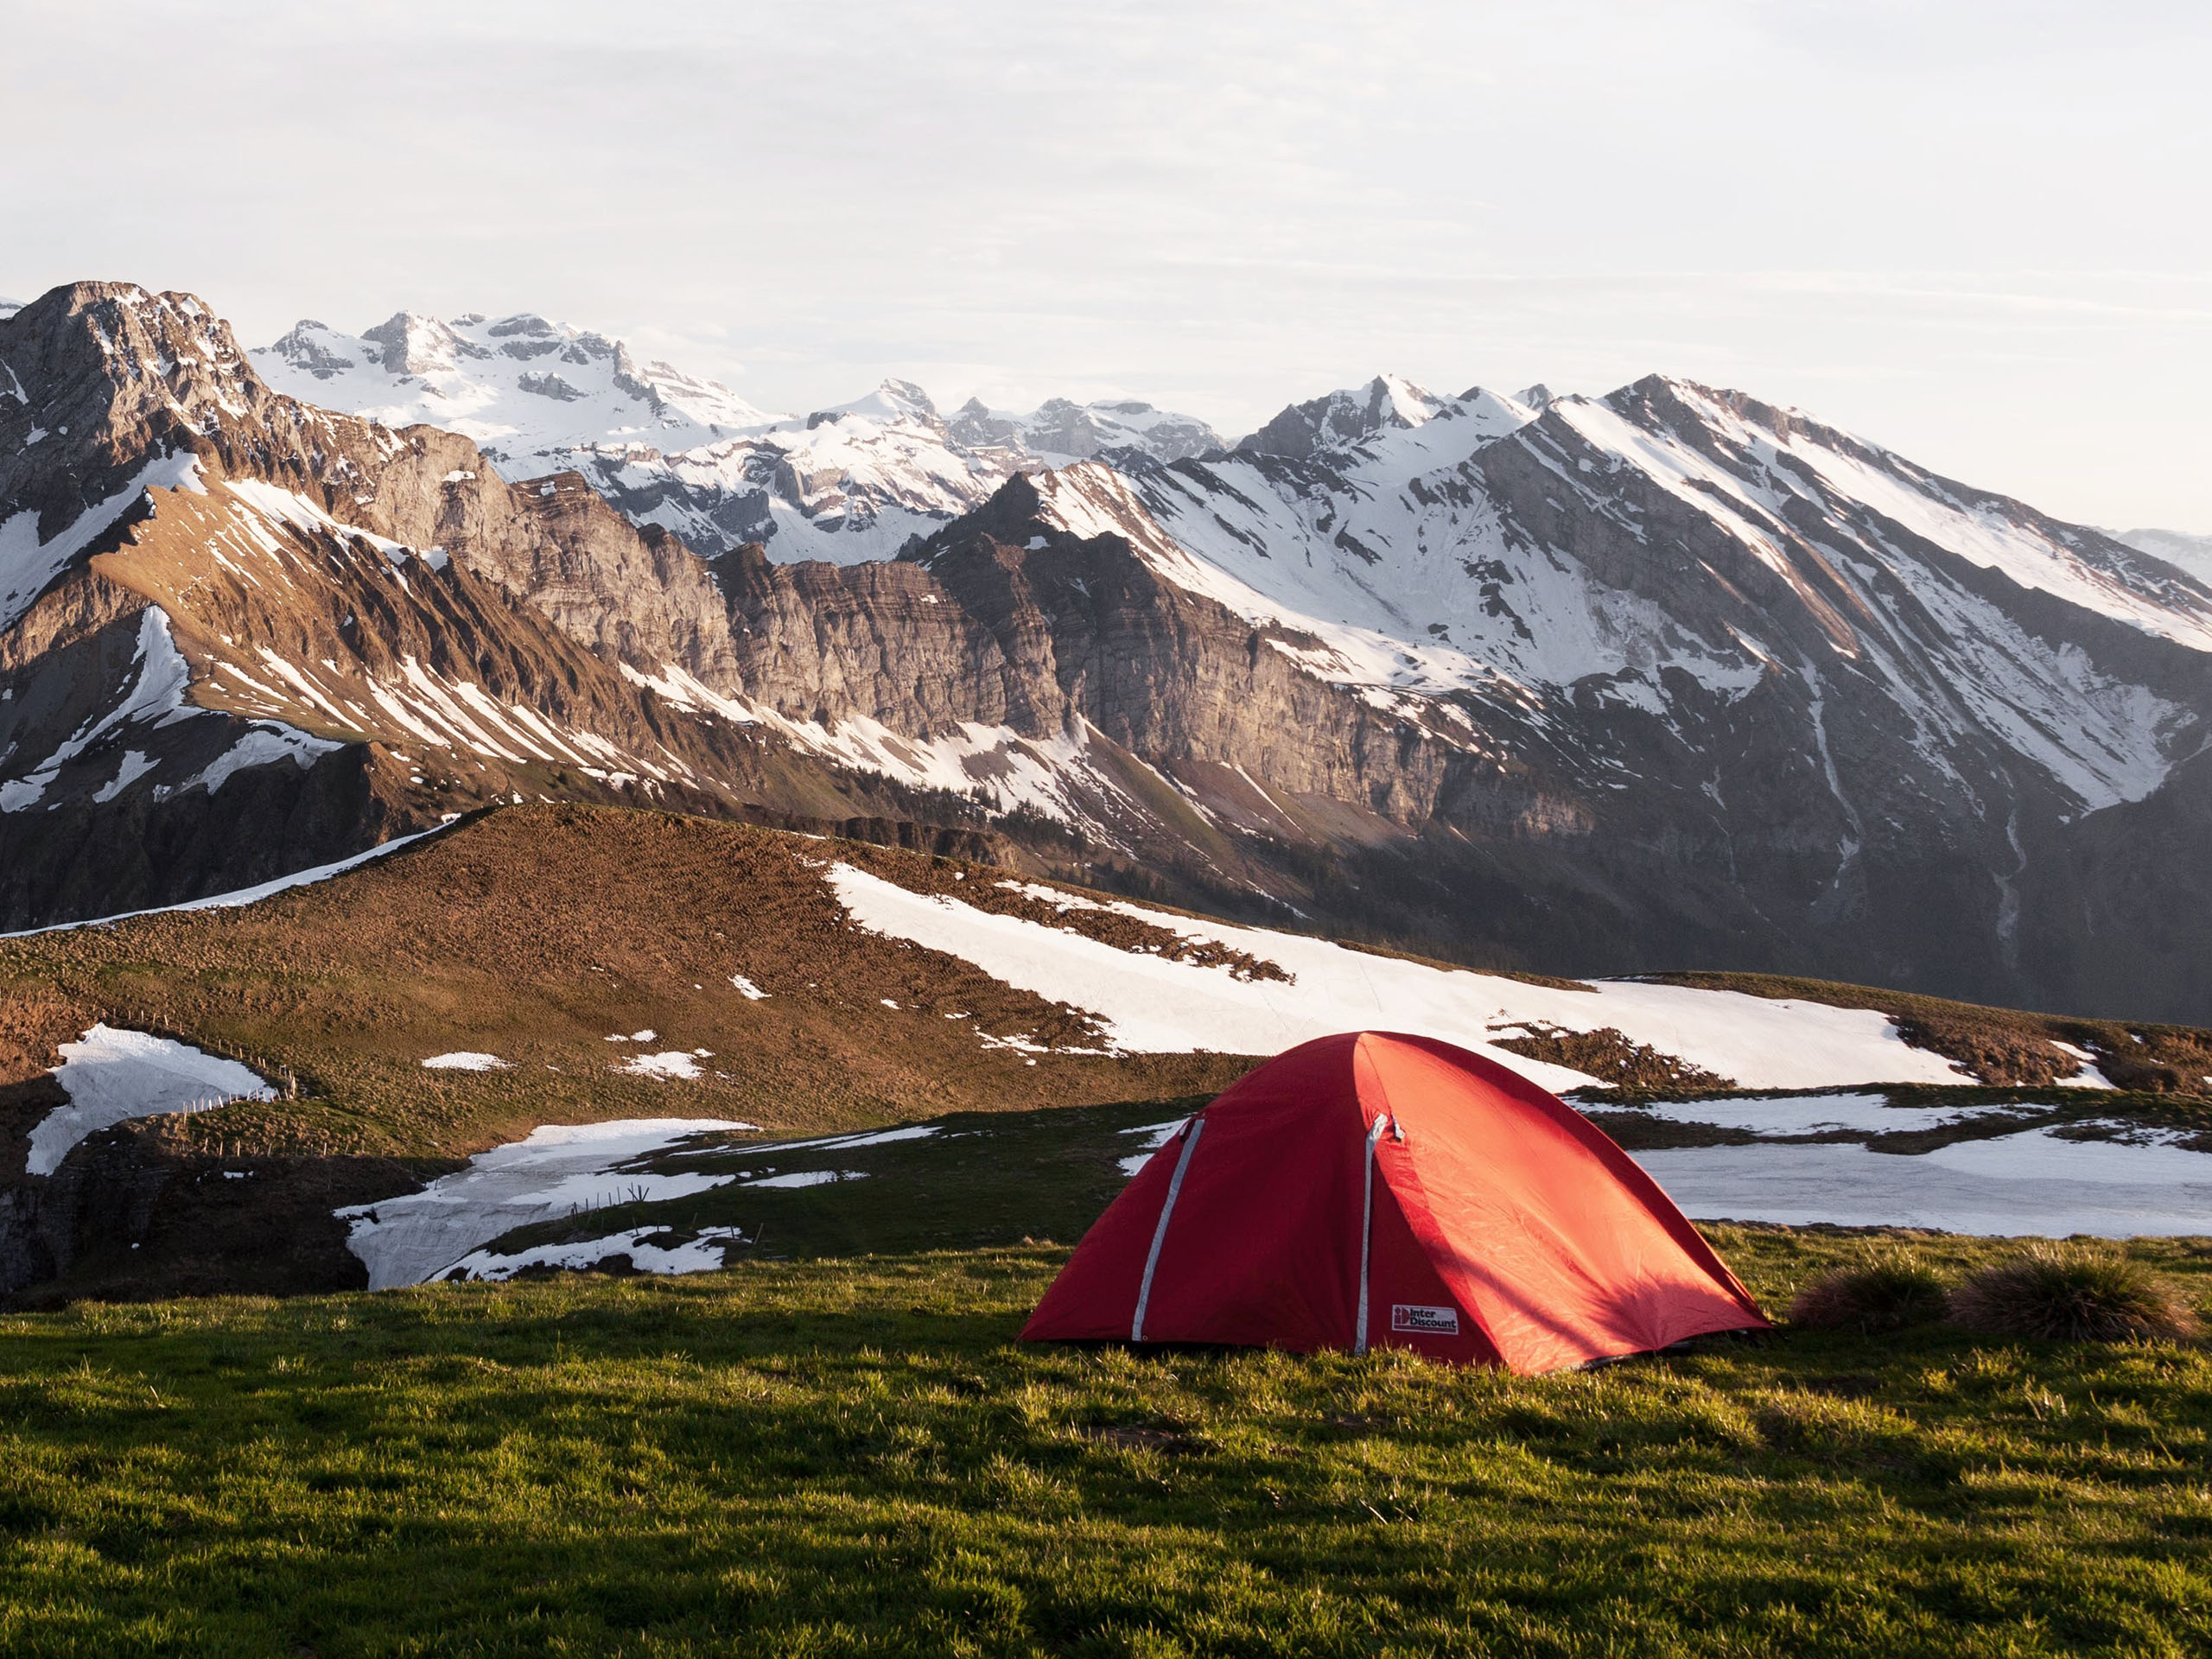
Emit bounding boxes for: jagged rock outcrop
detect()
[1235,372,1453,459]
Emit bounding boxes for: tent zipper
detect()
[1131,1116,1205,1343]
[1354,1114,1392,1356]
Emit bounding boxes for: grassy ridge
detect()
[0,1231,2207,1656]
[0,804,1254,1162]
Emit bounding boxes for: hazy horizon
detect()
[5,0,2209,530]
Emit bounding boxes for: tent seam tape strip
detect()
[1132,1117,1204,1344]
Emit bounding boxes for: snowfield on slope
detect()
[29,1025,273,1176]
[345,1122,929,1287]
[1635,1135,2212,1237]
[336,1118,758,1289]
[823,864,1972,1092]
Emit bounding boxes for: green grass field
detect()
[1,1230,2207,1656]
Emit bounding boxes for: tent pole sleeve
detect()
[1354,1115,1391,1357]
[1132,1118,1205,1344]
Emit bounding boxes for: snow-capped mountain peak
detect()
[253,314,1226,564]
[257,312,777,468]
[946,396,1225,464]
[805,378,939,429]
[1548,374,2212,654]
[1236,372,1456,458]
[357,310,481,377]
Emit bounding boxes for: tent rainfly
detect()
[1022,1031,1770,1373]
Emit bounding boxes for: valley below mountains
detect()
[5,281,2212,1023]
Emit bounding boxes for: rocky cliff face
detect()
[634,370,2212,1016]
[0,284,1023,928]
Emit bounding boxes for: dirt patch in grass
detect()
[0,991,86,1091]
[1492,1024,1733,1092]
[1076,1421,1207,1455]
[1890,1012,2082,1087]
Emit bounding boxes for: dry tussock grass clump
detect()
[1490,1025,1732,1093]
[1948,1246,2203,1344]
[1892,1014,2081,1087]
[1788,1254,1950,1334]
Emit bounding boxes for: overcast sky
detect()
[5,0,2209,529]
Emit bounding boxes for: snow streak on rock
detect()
[0,452,206,632]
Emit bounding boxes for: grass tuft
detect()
[1948,1245,2203,1343]
[1788,1252,1951,1334]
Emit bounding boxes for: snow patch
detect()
[616,1051,705,1080]
[439,1224,748,1283]
[422,1052,510,1071]
[1117,1116,1191,1177]
[29,1025,273,1176]
[92,749,157,804]
[183,721,341,794]
[335,1117,756,1288]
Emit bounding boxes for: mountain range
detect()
[256,312,1224,564]
[6,281,2212,1021]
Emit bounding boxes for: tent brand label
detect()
[1390,1304,1459,1335]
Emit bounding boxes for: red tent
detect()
[1023,1031,1768,1372]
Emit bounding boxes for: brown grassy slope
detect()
[0,804,1255,1162]
[1657,970,2212,1095]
